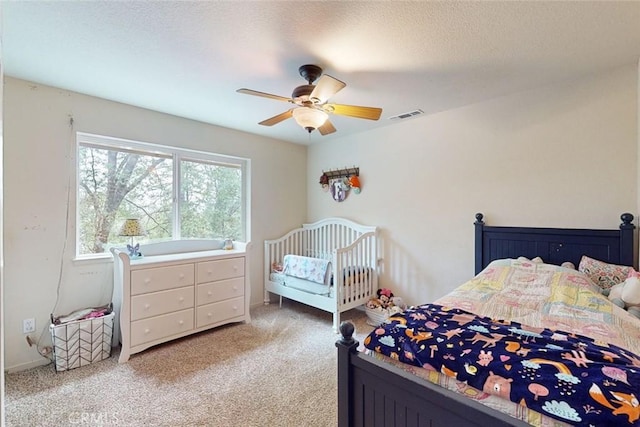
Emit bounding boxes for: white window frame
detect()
[75,132,250,260]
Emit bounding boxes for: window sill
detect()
[72,254,113,264]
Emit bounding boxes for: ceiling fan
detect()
[237,64,382,135]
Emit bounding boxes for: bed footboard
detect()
[336,322,529,427]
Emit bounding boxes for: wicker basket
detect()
[365,307,390,326]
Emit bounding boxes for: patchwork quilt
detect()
[364,304,640,426]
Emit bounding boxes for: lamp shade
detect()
[292,107,328,132]
[119,219,145,237]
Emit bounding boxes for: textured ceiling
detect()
[3,1,640,145]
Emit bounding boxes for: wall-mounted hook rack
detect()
[322,167,359,180]
[319,166,361,201]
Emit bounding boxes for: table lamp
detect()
[119,218,145,257]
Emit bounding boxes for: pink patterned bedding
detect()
[436,260,640,355]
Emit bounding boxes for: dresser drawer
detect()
[196,296,244,328]
[131,286,194,321]
[197,258,244,283]
[130,309,194,347]
[197,277,244,306]
[131,264,194,295]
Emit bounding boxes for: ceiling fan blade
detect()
[237,88,291,103]
[328,104,382,121]
[318,119,336,136]
[258,109,294,126]
[309,75,346,103]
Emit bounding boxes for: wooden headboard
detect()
[474,213,636,274]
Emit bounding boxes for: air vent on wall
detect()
[388,109,424,121]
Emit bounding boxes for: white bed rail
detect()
[334,232,378,306]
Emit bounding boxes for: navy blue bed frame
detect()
[337,213,636,427]
[474,212,636,275]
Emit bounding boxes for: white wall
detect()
[308,64,639,306]
[5,63,638,371]
[3,77,307,371]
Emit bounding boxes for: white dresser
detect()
[111,240,250,363]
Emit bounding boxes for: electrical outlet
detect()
[23,318,35,334]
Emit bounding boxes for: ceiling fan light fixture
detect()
[292,107,328,133]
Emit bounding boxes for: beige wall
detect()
[308,64,639,306]
[4,63,639,371]
[3,77,307,371]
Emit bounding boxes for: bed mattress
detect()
[269,272,331,296]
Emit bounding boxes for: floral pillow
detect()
[578,255,633,291]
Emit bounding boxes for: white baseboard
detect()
[5,358,50,374]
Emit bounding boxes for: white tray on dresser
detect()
[111,239,251,363]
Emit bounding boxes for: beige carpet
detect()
[5,301,373,427]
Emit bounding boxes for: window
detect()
[76,132,248,258]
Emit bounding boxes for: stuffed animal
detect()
[391,296,405,309]
[365,297,380,309]
[607,274,640,319]
[377,288,394,307]
[367,288,404,311]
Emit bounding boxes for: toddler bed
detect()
[337,212,638,427]
[264,217,379,331]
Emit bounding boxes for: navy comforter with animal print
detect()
[364,304,640,426]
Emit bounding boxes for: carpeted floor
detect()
[5,301,373,427]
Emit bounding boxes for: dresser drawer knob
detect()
[233,306,238,311]
[144,328,150,334]
[179,297,184,302]
[207,312,212,317]
[144,304,150,310]
[144,278,151,284]
[233,286,238,291]
[179,273,184,279]
[178,320,184,325]
[207,291,212,296]
[208,270,212,275]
